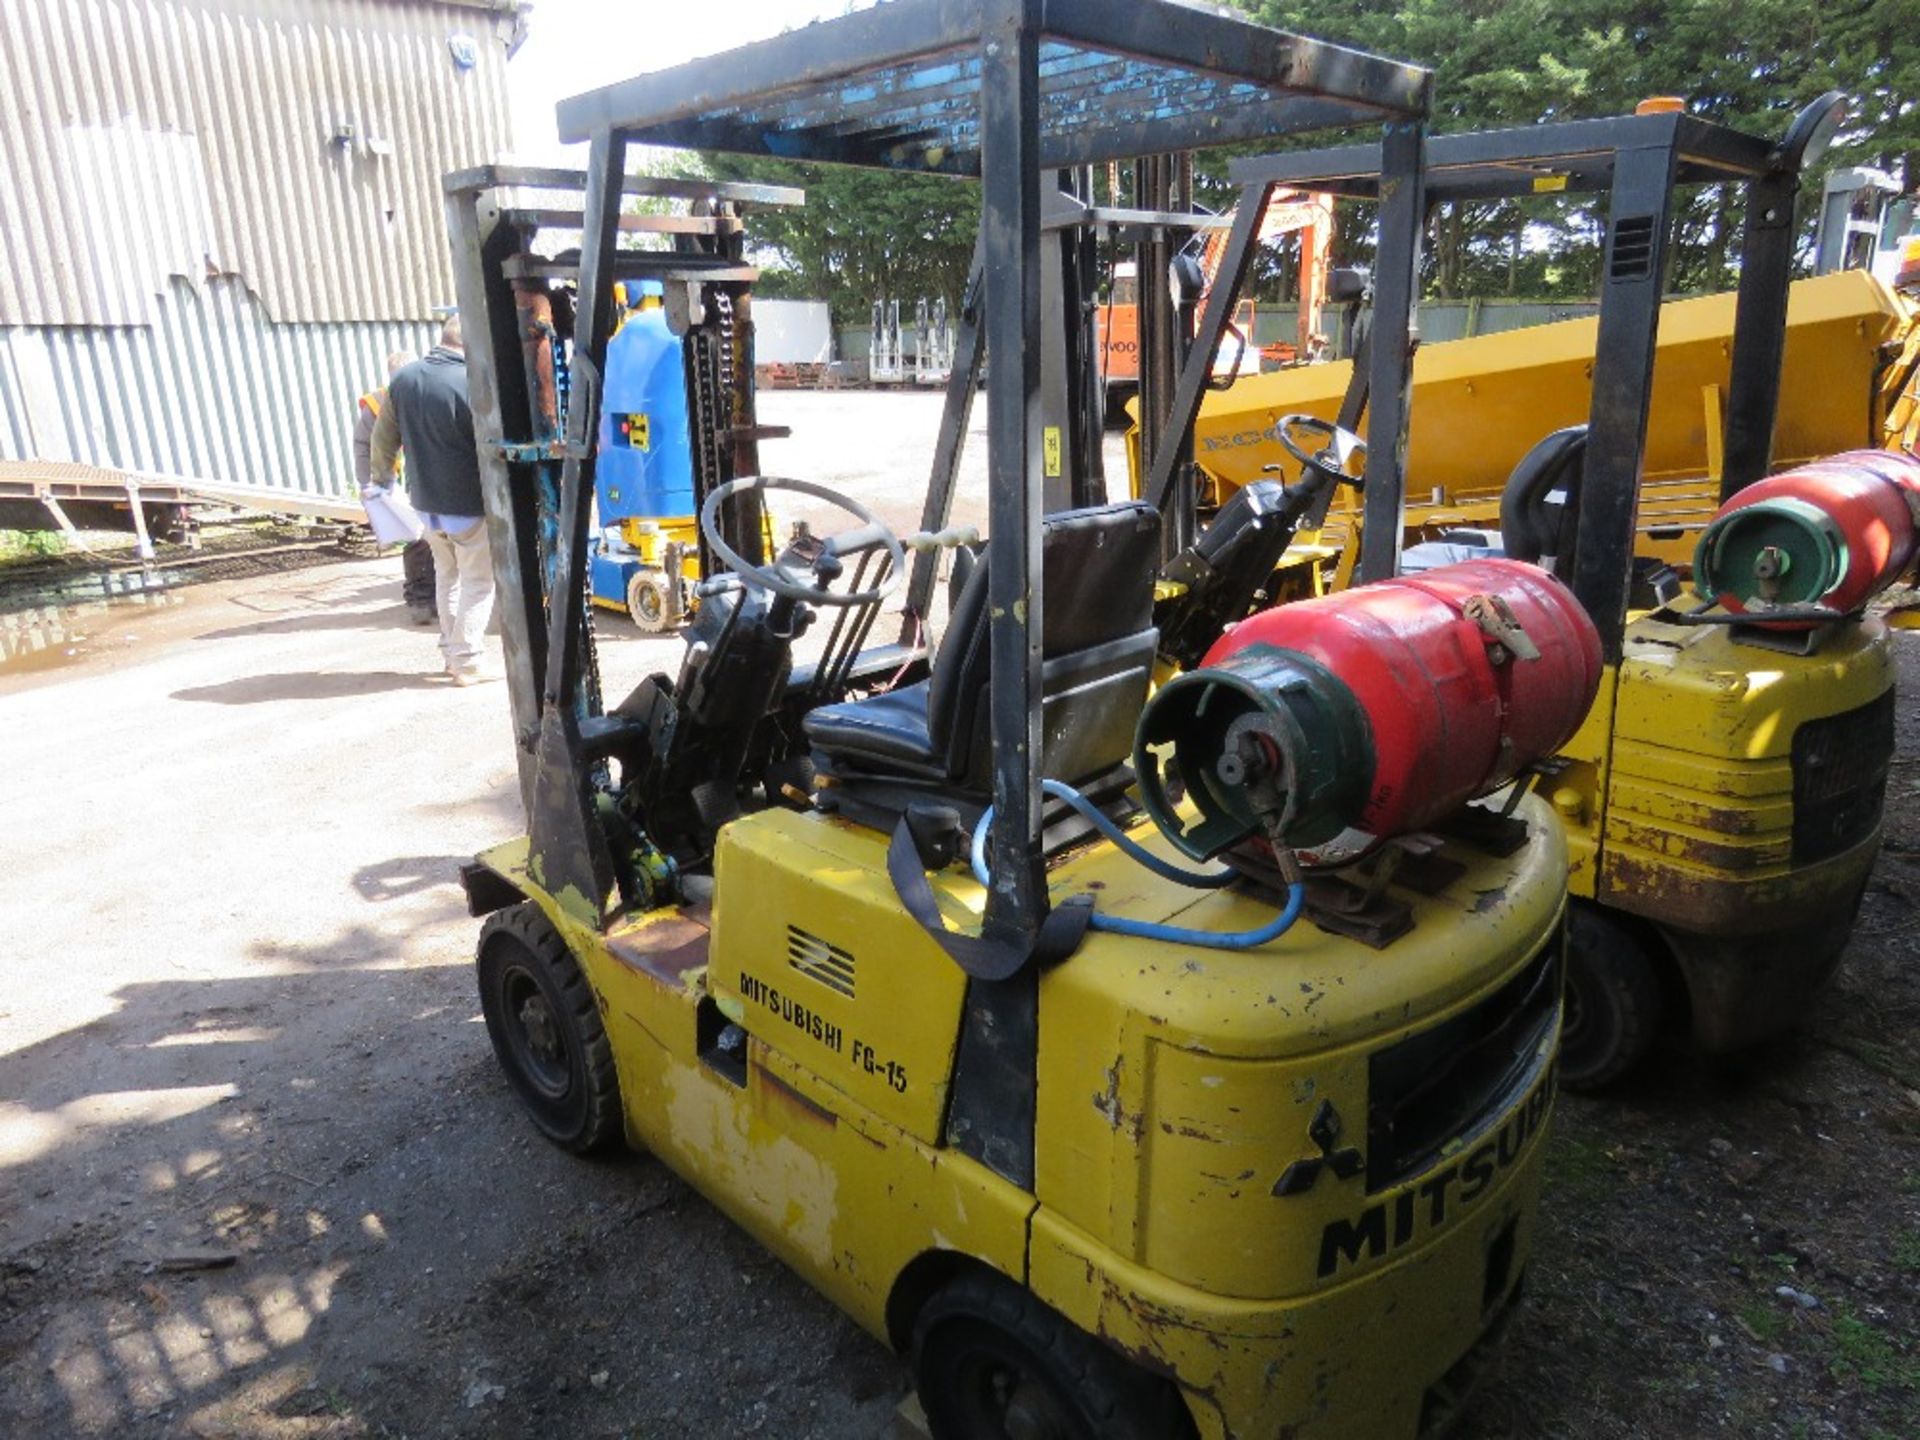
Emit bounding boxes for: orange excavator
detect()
[1098,188,1336,416]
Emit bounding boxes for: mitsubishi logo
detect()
[1272,1099,1366,1197]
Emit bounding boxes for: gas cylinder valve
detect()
[1694,449,1920,625]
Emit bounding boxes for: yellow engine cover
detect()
[1595,614,1894,929]
[486,792,1571,1439]
[708,810,973,1144]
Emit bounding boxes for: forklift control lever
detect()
[903,525,981,553]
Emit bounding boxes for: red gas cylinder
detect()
[1694,448,1920,625]
[1136,559,1602,857]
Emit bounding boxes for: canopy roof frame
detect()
[556,0,1429,176]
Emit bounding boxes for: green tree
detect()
[1236,0,1920,299]
[698,155,979,324]
[671,3,1918,314]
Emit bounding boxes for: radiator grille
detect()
[1792,690,1894,864]
[1366,937,1561,1194]
[787,925,856,998]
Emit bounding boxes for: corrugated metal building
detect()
[0,0,522,516]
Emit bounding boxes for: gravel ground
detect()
[1,391,1916,1439]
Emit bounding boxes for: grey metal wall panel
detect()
[1248,300,1605,350]
[0,0,518,326]
[0,338,30,462]
[1472,301,1602,334]
[836,326,872,363]
[1415,307,1475,345]
[2,277,436,499]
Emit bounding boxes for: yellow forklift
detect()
[447,5,1592,1435]
[1133,98,1898,1087]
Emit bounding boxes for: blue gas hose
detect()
[973,778,1237,889]
[969,779,1305,951]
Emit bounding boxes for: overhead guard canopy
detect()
[555,0,1430,173]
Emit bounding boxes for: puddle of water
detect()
[0,570,189,675]
[0,565,186,614]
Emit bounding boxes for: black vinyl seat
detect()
[807,683,940,767]
[805,500,1161,794]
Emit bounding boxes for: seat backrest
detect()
[929,500,1161,786]
[1500,425,1588,581]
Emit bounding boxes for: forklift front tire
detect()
[911,1271,1196,1440]
[627,570,676,634]
[1560,902,1664,1092]
[477,905,623,1154]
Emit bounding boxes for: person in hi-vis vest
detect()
[352,350,434,625]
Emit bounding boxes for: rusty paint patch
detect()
[512,284,560,436]
[1093,1060,1123,1128]
[1197,1168,1256,1190]
[1092,1057,1145,1141]
[605,911,710,988]
[1158,1119,1219,1142]
[1608,819,1790,873]
[1598,834,1875,932]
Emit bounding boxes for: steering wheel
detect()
[1274,414,1367,484]
[700,476,906,608]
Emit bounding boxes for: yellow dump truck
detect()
[1181,268,1918,568]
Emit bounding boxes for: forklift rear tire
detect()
[477,904,623,1153]
[1560,902,1664,1092]
[912,1271,1195,1440]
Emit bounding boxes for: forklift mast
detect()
[1812,166,1908,277]
[442,168,802,856]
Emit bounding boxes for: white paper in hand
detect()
[362,486,425,545]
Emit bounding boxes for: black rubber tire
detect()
[1560,901,1665,1092]
[912,1271,1195,1440]
[476,904,623,1153]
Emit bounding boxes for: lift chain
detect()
[714,288,737,408]
[683,286,740,576]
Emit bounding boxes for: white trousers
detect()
[424,518,496,671]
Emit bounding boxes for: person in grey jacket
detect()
[352,351,432,624]
[370,316,494,683]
